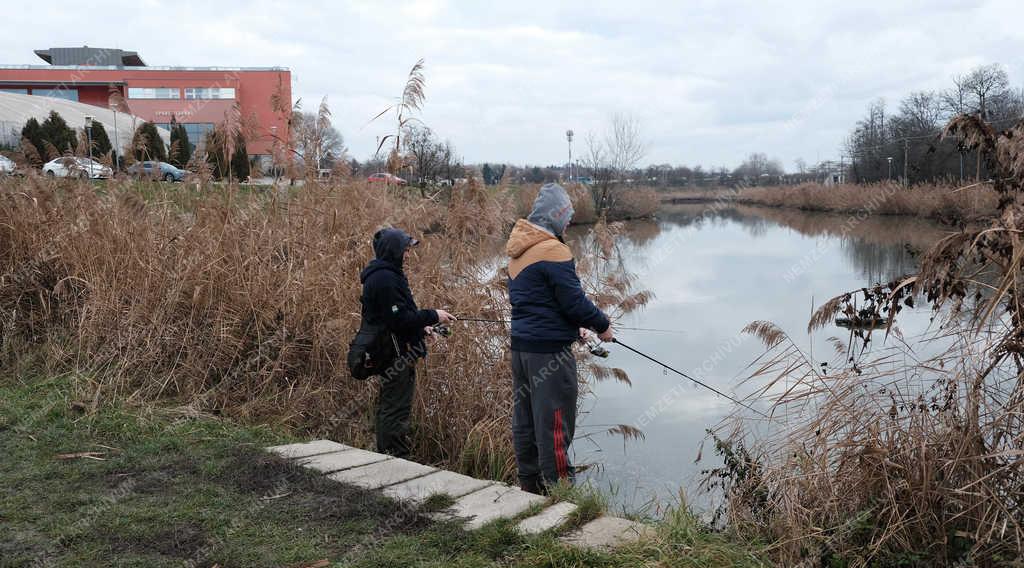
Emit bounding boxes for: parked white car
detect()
[42,157,113,179]
[0,155,15,176]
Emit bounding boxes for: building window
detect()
[128,87,180,100]
[184,87,235,100]
[0,88,28,95]
[32,88,79,101]
[156,122,216,151]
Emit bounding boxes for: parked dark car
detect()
[127,161,186,182]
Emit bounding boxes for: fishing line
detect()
[456,317,688,335]
[610,338,769,419]
[456,315,765,417]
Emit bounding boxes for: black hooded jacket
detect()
[359,228,439,358]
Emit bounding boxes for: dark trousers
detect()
[511,348,578,493]
[376,361,416,458]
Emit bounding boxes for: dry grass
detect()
[0,175,644,482]
[710,117,1024,566]
[661,181,1005,224]
[734,181,1002,224]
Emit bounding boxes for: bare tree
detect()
[437,139,463,184]
[898,91,942,134]
[404,125,441,195]
[942,75,970,117]
[292,98,346,176]
[963,64,1009,179]
[733,152,784,179]
[582,113,647,214]
[964,64,1009,119]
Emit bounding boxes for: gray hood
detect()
[527,183,575,237]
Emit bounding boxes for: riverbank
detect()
[660,181,1002,224]
[0,363,765,567]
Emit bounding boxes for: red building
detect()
[0,47,291,165]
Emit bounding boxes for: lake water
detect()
[572,203,952,515]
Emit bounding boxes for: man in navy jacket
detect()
[360,227,455,457]
[506,183,614,493]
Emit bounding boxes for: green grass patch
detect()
[548,480,608,529]
[0,367,768,567]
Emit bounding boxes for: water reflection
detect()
[573,203,947,515]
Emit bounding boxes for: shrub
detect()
[230,132,249,181]
[608,187,659,220]
[87,121,112,159]
[168,122,191,167]
[132,122,167,162]
[40,111,77,156]
[20,117,45,160]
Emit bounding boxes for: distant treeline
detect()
[845,63,1023,184]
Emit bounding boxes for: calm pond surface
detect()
[572,203,952,514]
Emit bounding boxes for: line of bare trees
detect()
[846,63,1024,184]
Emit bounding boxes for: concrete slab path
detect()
[266,439,651,551]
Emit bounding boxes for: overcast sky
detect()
[4,0,1022,169]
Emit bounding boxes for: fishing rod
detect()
[456,317,687,335]
[454,316,763,416]
[610,338,769,419]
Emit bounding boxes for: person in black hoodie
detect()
[360,227,456,457]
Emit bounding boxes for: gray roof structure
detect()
[34,46,146,67]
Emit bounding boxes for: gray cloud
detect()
[4,0,1021,168]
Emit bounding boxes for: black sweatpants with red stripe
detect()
[511,348,577,493]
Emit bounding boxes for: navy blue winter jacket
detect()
[360,228,439,358]
[506,219,610,353]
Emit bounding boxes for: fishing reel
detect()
[587,341,609,358]
[431,324,452,338]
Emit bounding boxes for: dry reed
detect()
[710,117,1024,565]
[735,181,1003,224]
[0,175,645,481]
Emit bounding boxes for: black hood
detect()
[360,227,417,282]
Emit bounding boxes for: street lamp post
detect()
[566,129,574,182]
[887,156,893,181]
[84,115,94,167]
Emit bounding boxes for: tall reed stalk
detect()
[0,175,644,482]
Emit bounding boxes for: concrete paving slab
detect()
[516,501,578,535]
[297,448,391,473]
[560,516,654,551]
[265,440,352,459]
[382,470,493,504]
[327,458,437,490]
[433,484,547,530]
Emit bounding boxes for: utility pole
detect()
[565,129,574,182]
[903,138,909,188]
